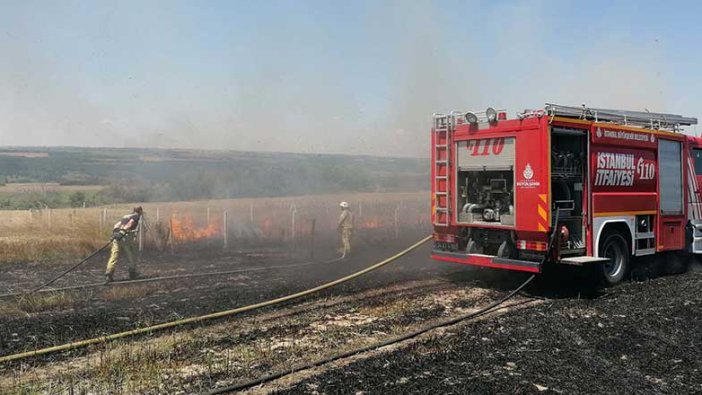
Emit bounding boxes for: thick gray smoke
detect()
[0,1,694,157]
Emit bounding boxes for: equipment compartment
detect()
[457,170,515,226]
[551,127,587,253]
[455,137,516,227]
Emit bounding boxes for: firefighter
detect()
[337,202,354,257]
[104,206,143,284]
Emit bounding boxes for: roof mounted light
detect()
[465,112,478,124]
[486,107,498,123]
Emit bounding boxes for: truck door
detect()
[687,140,702,253]
[658,139,685,250]
[690,144,702,205]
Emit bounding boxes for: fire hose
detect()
[22,230,133,295]
[0,236,432,364]
[27,241,113,294]
[203,210,564,393]
[203,274,537,395]
[0,255,344,299]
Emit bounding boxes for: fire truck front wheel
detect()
[598,231,630,286]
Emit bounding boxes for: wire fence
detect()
[0,192,430,263]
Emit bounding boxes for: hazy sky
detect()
[1,0,701,157]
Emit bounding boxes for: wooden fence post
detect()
[138,217,144,252]
[223,210,229,250]
[394,205,400,240]
[290,204,297,242]
[310,218,316,259]
[169,214,175,255]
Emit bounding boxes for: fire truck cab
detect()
[431,104,700,285]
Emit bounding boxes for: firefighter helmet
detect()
[339,202,349,209]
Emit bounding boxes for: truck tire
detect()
[598,231,630,286]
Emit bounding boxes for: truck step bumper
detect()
[431,251,542,273]
[559,256,610,266]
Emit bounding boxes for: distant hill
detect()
[0,147,428,206]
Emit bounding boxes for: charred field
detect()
[0,229,431,356]
[0,230,476,393]
[273,264,702,395]
[1,229,701,394]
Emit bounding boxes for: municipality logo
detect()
[523,163,534,180]
[517,164,540,188]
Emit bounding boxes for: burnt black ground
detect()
[0,231,476,365]
[274,266,702,395]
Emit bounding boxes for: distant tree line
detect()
[0,147,428,209]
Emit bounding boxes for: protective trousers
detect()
[340,227,352,257]
[105,237,136,276]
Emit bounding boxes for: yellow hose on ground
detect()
[0,236,432,364]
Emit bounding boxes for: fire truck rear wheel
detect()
[598,232,630,286]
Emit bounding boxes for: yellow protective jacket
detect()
[338,209,354,229]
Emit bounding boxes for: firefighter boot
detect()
[128,268,139,280]
[104,273,113,285]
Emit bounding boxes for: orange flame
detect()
[171,216,220,242]
[260,217,277,238]
[358,217,383,229]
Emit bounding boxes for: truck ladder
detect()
[545,103,698,131]
[433,114,452,227]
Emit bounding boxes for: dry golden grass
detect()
[14,291,79,313]
[0,152,49,158]
[0,182,103,193]
[0,301,25,317]
[0,215,106,264]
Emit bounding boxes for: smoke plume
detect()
[0,1,695,157]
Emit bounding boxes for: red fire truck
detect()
[430,104,701,285]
